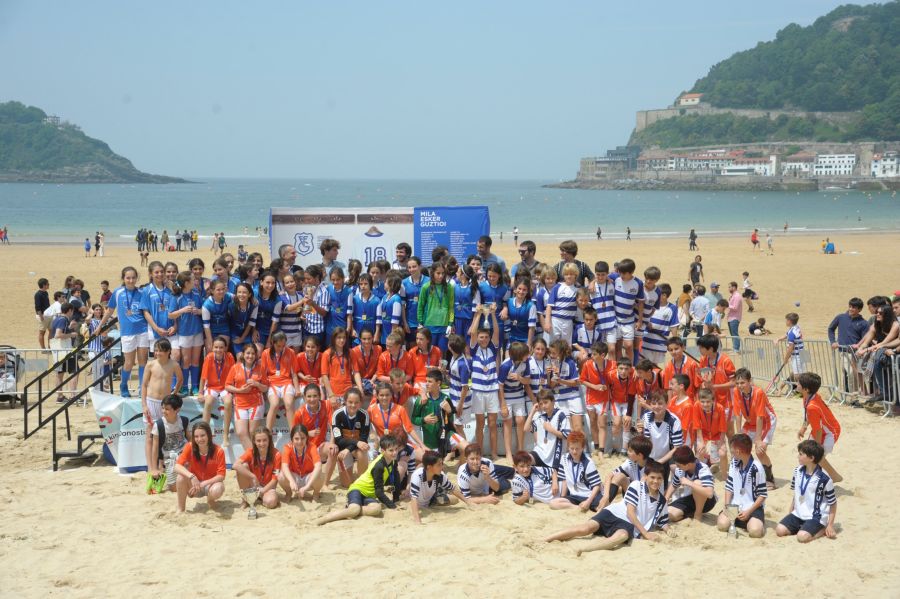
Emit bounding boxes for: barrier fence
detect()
[0,347,115,404]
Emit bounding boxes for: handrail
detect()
[23,317,120,440]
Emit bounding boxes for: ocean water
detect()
[1,179,898,243]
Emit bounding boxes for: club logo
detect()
[294,232,315,256]
[364,226,383,238]
[99,415,113,429]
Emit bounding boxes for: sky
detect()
[1,0,859,180]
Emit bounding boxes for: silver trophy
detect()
[724,503,740,538]
[242,486,261,519]
[303,285,316,313]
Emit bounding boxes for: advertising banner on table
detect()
[89,389,292,472]
[269,207,414,266]
[269,206,489,267]
[414,206,490,266]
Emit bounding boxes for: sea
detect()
[1,179,898,244]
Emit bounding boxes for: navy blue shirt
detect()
[827,312,869,346]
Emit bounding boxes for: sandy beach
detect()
[1,233,898,597]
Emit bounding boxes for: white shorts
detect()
[789,355,804,375]
[551,318,574,344]
[604,328,618,345]
[555,400,584,417]
[121,332,149,353]
[471,390,499,414]
[746,415,776,445]
[146,397,163,425]
[616,323,635,341]
[455,405,475,427]
[707,439,724,464]
[287,471,311,488]
[504,401,529,419]
[821,431,836,454]
[205,389,230,402]
[149,329,179,350]
[448,432,465,450]
[285,332,303,349]
[268,384,296,400]
[236,404,264,421]
[591,402,625,417]
[178,333,205,348]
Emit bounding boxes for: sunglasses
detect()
[518,249,528,254]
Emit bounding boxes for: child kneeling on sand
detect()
[775,439,838,543]
[173,421,226,512]
[544,460,670,554]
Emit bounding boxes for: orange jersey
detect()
[224,362,268,410]
[690,401,727,443]
[176,444,226,481]
[295,351,323,384]
[259,347,297,387]
[321,349,354,397]
[732,386,775,437]
[367,401,414,437]
[608,373,639,405]
[376,350,413,380]
[291,401,333,448]
[580,359,613,406]
[238,448,282,485]
[696,353,735,407]
[406,346,443,384]
[281,442,320,477]
[637,369,664,398]
[804,393,841,443]
[661,355,699,398]
[200,352,235,392]
[351,344,382,380]
[668,396,695,432]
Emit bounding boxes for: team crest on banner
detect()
[294,232,314,256]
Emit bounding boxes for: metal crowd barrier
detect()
[832,346,869,405]
[0,347,109,404]
[735,337,781,386]
[887,353,899,418]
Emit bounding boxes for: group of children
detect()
[92,245,844,545]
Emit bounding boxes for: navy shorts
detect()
[346,489,378,507]
[669,495,717,517]
[778,513,825,537]
[734,506,766,529]
[591,509,634,540]
[565,492,602,512]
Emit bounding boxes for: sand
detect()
[1,233,898,597]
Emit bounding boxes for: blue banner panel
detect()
[414,206,490,266]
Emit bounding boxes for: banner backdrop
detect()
[90,390,293,472]
[269,206,489,267]
[414,206,490,266]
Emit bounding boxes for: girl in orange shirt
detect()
[199,335,235,445]
[279,423,324,501]
[233,425,281,509]
[173,421,226,512]
[261,331,299,433]
[351,327,382,398]
[406,328,443,386]
[295,336,322,393]
[321,327,354,408]
[224,343,269,450]
[367,382,425,480]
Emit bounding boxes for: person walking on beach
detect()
[766,233,774,255]
[689,228,698,251]
[161,230,169,252]
[211,232,219,254]
[218,232,227,254]
[596,226,602,240]
[1,225,8,244]
[626,226,631,241]
[513,226,519,244]
[83,238,92,258]
[751,229,760,251]
[98,232,105,257]
[93,232,100,257]
[689,255,704,286]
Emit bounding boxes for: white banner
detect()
[269,207,414,267]
[89,389,293,472]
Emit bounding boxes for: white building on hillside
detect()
[782,153,815,176]
[871,152,898,178]
[813,153,856,176]
[677,93,703,107]
[720,155,777,176]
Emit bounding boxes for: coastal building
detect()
[781,152,815,176]
[871,152,898,178]
[677,93,703,107]
[813,153,857,176]
[43,115,61,126]
[720,155,777,176]
[577,146,641,180]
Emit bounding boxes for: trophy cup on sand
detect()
[242,486,261,519]
[724,503,740,538]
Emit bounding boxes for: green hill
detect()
[0,101,188,183]
[633,1,900,147]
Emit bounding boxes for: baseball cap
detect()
[710,282,719,288]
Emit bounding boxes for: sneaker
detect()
[191,387,199,396]
[120,389,132,398]
[179,387,189,396]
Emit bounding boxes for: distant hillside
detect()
[633,2,900,147]
[0,101,188,183]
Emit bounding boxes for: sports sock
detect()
[182,368,190,389]
[763,464,774,482]
[138,365,145,387]
[608,483,620,501]
[190,366,200,389]
[120,370,131,393]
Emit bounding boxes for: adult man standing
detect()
[392,242,412,276]
[510,240,540,281]
[689,285,711,338]
[175,230,182,252]
[688,255,704,286]
[278,243,303,274]
[828,297,870,394]
[320,239,346,277]
[553,240,592,287]
[476,235,506,273]
[726,281,743,351]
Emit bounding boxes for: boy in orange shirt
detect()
[292,383,339,487]
[389,367,419,415]
[733,368,776,488]
[667,374,694,444]
[797,373,843,483]
[661,336,699,399]
[199,335,235,445]
[260,331,299,433]
[696,334,736,429]
[606,359,639,456]
[580,341,613,457]
[376,332,413,383]
[690,388,728,477]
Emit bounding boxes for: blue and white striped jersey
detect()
[530,408,570,468]
[409,466,455,507]
[787,325,804,355]
[641,410,684,461]
[449,356,472,407]
[725,457,768,510]
[554,358,581,406]
[642,302,678,356]
[548,282,577,321]
[499,358,531,404]
[590,280,617,332]
[511,465,555,503]
[789,465,836,524]
[278,291,303,336]
[605,481,669,538]
[613,276,645,325]
[457,458,498,497]
[470,342,500,392]
[557,452,602,497]
[670,459,716,501]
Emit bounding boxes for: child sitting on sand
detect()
[173,421,226,512]
[409,450,470,524]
